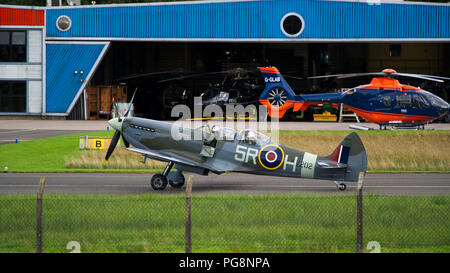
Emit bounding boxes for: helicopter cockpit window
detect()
[381,96,391,107]
[236,129,272,146]
[413,94,430,109]
[396,94,411,107]
[422,91,448,109]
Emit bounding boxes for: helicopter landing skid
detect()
[378,122,427,130]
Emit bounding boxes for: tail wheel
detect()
[268,88,288,108]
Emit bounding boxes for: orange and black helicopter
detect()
[258,67,450,129]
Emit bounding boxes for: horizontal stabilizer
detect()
[317,160,348,169]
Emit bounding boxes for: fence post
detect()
[356,172,365,253]
[36,177,46,253]
[185,176,194,253]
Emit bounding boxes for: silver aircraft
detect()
[104,98,367,191]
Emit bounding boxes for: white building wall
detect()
[0,28,44,114]
[28,30,42,63]
[28,81,42,113]
[0,64,41,79]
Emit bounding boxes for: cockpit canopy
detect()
[194,125,273,145]
[195,125,236,142]
[236,129,273,146]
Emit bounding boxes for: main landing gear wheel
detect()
[151,174,168,190]
[169,174,185,188]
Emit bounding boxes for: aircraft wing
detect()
[126,147,199,167]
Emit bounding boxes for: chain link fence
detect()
[0,188,448,253]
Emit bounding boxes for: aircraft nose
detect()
[108,118,122,131]
[437,103,450,118]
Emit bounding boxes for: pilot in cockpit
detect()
[243,130,257,145]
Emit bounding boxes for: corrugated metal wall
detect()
[46,43,108,113]
[45,0,450,40]
[0,7,44,26]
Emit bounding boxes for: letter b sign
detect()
[93,139,104,149]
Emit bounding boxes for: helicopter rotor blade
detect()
[335,73,387,79]
[283,75,304,80]
[392,73,446,83]
[307,73,347,79]
[309,71,450,83]
[157,69,252,83]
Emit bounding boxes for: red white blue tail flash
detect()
[330,145,350,164]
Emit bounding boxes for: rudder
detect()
[329,132,367,181]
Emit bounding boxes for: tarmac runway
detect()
[0,129,90,145]
[1,119,449,145]
[0,172,448,196]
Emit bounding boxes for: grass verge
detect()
[0,193,448,253]
[0,130,448,173]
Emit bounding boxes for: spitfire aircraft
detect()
[258,67,450,128]
[105,94,367,191]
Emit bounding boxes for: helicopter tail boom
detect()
[258,67,300,118]
[258,67,345,118]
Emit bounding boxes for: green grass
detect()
[0,131,113,172]
[0,194,448,253]
[0,130,449,173]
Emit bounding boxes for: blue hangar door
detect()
[45,42,110,116]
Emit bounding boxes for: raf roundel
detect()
[258,144,285,170]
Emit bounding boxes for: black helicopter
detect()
[115,67,305,120]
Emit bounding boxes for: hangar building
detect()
[0,0,449,120]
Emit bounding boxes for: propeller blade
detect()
[122,134,130,148]
[105,130,121,161]
[124,88,138,117]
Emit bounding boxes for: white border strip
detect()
[44,0,259,10]
[0,25,44,29]
[323,0,450,7]
[45,37,450,43]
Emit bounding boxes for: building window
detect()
[0,81,26,112]
[280,13,305,37]
[0,31,27,62]
[389,44,401,57]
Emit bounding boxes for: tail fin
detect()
[258,67,303,118]
[329,132,367,181]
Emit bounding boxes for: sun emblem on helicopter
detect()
[267,88,288,107]
[258,144,285,170]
